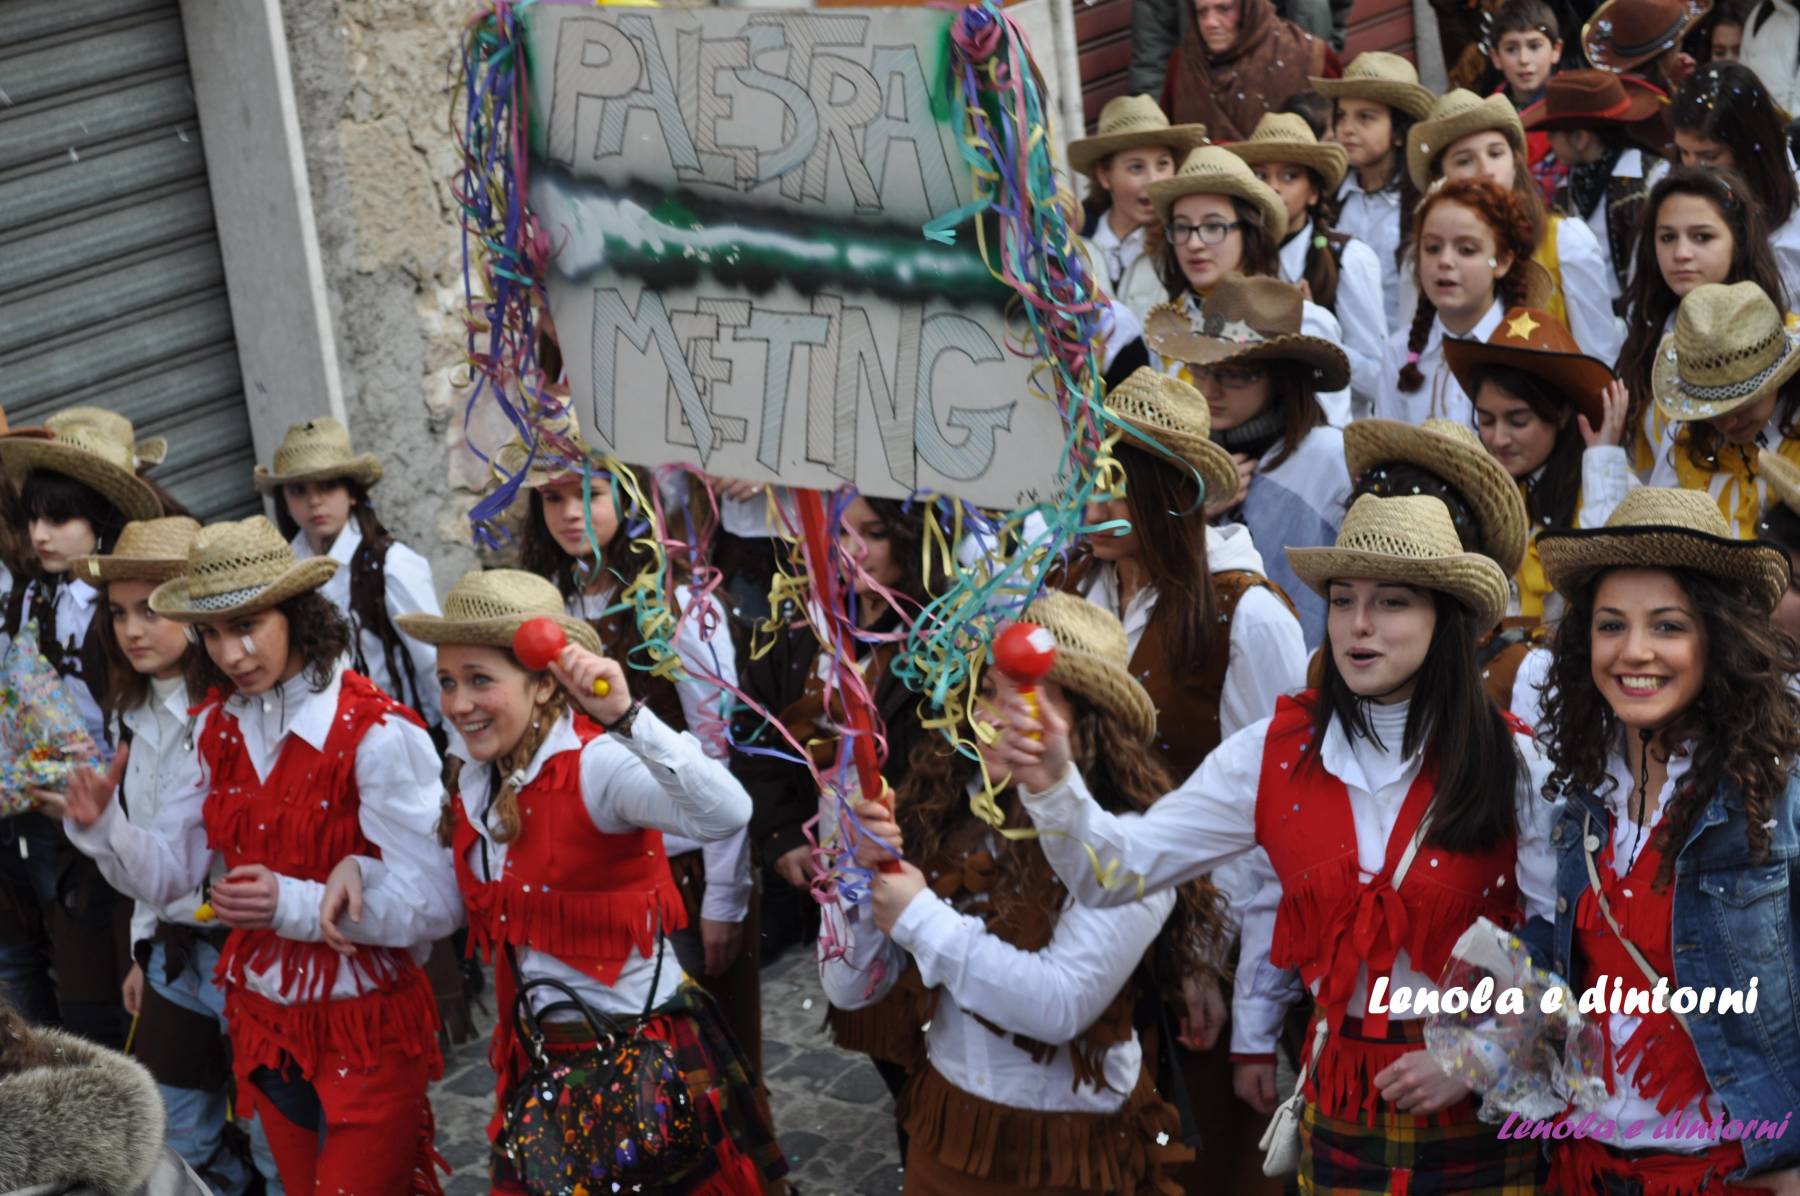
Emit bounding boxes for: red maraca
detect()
[993,621,1057,738]
[514,617,610,697]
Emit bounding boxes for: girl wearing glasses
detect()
[1142,273,1353,648]
[1144,146,1354,427]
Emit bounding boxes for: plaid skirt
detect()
[1300,1101,1545,1195]
[491,983,788,1195]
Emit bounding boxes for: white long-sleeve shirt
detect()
[1335,172,1405,329]
[1742,0,1800,122]
[1017,699,1561,1055]
[65,665,461,1002]
[118,675,220,950]
[568,585,751,924]
[1375,299,1506,428]
[292,521,443,728]
[820,812,1174,1112]
[448,706,752,1018]
[1280,220,1389,420]
[1551,214,1626,365]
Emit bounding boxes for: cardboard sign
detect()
[523,5,1069,508]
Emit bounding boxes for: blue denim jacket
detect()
[1517,769,1800,1178]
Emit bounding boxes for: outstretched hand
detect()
[992,694,1072,795]
[38,743,130,827]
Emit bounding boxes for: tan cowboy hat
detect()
[395,568,601,655]
[1068,95,1210,178]
[490,404,604,491]
[0,412,163,522]
[1653,282,1800,423]
[149,516,338,621]
[1016,590,1157,740]
[1143,274,1350,391]
[50,407,167,470]
[0,408,52,442]
[1583,0,1711,72]
[1287,493,1512,627]
[1406,90,1527,191]
[70,517,203,585]
[252,418,383,493]
[1444,306,1618,429]
[1538,487,1789,610]
[1104,368,1241,508]
[1343,419,1529,574]
[1225,113,1349,192]
[1309,52,1436,121]
[1147,146,1289,241]
[1759,448,1800,519]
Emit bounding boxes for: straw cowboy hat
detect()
[1538,487,1789,610]
[1309,51,1436,121]
[1147,146,1289,241]
[252,418,383,493]
[1015,590,1157,740]
[1343,418,1528,574]
[1406,90,1527,191]
[1143,274,1351,391]
[149,516,338,621]
[0,412,162,522]
[1652,282,1800,422]
[1287,493,1512,627]
[70,517,203,585]
[1068,96,1210,178]
[50,407,167,470]
[1583,0,1711,72]
[1104,367,1241,508]
[1759,448,1800,520]
[1225,113,1349,192]
[1444,306,1618,429]
[491,404,604,491]
[395,569,602,655]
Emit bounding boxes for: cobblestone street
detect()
[429,948,905,1195]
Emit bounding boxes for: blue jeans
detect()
[0,814,63,1025]
[146,940,283,1195]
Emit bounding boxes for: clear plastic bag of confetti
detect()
[0,620,109,815]
[1423,917,1608,1122]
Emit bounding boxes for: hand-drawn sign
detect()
[522,5,1070,508]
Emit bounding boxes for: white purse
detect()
[1258,811,1436,1176]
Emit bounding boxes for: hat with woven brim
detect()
[1287,493,1512,627]
[0,415,162,522]
[1148,146,1289,241]
[1444,306,1618,429]
[1343,418,1529,573]
[1652,282,1800,422]
[1016,590,1157,741]
[1225,113,1349,192]
[1143,274,1350,391]
[491,404,604,491]
[1310,52,1436,121]
[1068,95,1210,178]
[1538,486,1789,610]
[253,418,382,493]
[149,516,338,621]
[395,568,601,656]
[71,517,203,585]
[1583,0,1711,72]
[50,407,167,470]
[1105,368,1241,507]
[1406,90,1527,191]
[1759,448,1800,519]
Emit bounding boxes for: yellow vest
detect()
[1532,215,1567,329]
[1670,432,1800,539]
[1514,479,1584,623]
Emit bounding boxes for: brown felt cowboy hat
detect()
[395,568,602,655]
[1406,90,1527,191]
[1147,146,1289,241]
[0,412,163,522]
[149,516,338,621]
[1225,113,1349,192]
[1519,71,1670,155]
[253,418,383,493]
[1582,0,1712,72]
[1343,418,1529,574]
[1310,52,1436,121]
[1068,96,1210,178]
[1142,274,1350,391]
[1104,367,1242,509]
[1288,493,1512,627]
[71,518,203,585]
[1538,487,1789,609]
[1653,282,1800,422]
[1444,306,1618,430]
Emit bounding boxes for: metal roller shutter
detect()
[0,0,259,521]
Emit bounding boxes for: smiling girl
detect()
[999,493,1557,1193]
[1526,487,1800,1194]
[58,515,461,1193]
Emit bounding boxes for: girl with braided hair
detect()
[1519,487,1800,1194]
[1375,177,1540,427]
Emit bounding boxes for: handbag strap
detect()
[1580,809,1692,1033]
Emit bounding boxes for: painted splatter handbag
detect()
[500,931,708,1195]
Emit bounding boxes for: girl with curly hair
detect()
[1000,493,1560,1193]
[835,591,1228,1196]
[1523,486,1800,1193]
[1376,177,1541,427]
[55,516,461,1195]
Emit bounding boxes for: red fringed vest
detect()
[1253,694,1524,1121]
[199,671,441,1085]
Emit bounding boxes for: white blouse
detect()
[117,674,219,950]
[1280,219,1390,419]
[1335,172,1404,329]
[1375,298,1506,428]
